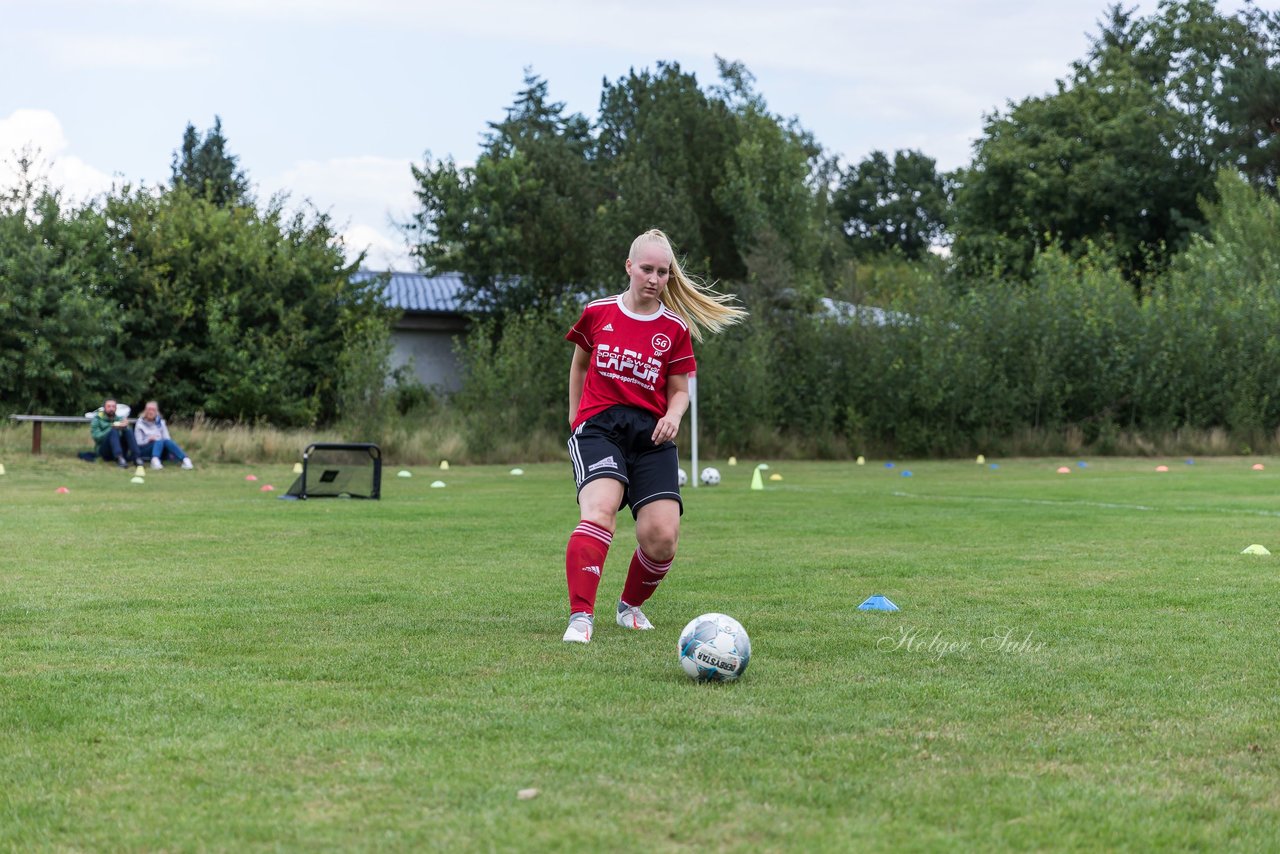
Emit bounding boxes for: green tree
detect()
[595,61,743,281]
[408,71,604,320]
[712,58,843,295]
[171,116,250,207]
[834,149,951,260]
[102,185,392,425]
[953,0,1278,280]
[1212,6,1280,192]
[0,161,139,412]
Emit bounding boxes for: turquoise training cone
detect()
[858,594,899,611]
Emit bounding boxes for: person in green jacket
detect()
[90,399,140,467]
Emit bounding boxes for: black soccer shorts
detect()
[568,405,683,518]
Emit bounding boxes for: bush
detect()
[391,171,1280,461]
[452,301,581,457]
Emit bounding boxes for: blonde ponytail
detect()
[629,229,747,342]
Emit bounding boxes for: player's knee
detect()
[579,507,618,535]
[640,525,678,562]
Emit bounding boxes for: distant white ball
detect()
[700,466,721,486]
[678,613,751,682]
[677,467,688,486]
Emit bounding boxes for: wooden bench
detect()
[9,414,131,455]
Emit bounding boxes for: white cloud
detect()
[339,223,414,271]
[0,109,115,202]
[275,155,417,215]
[35,33,212,70]
[268,155,418,270]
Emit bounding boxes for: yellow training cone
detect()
[1242,544,1271,555]
[0,463,6,475]
[769,473,783,481]
[976,454,985,464]
[135,465,146,477]
[856,456,865,466]
[293,462,304,474]
[440,460,450,470]
[727,456,737,466]
[751,464,769,491]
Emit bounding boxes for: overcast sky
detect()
[1,0,1265,268]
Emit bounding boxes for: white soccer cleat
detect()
[181,458,194,470]
[616,602,655,630]
[151,457,163,470]
[562,612,594,644]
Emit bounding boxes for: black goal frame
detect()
[289,442,382,500]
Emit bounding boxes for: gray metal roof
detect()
[354,269,471,315]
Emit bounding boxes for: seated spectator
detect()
[90,398,140,468]
[134,401,194,470]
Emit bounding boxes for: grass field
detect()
[3,453,1279,850]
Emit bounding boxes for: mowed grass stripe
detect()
[1,457,1278,850]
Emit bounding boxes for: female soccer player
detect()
[561,229,745,643]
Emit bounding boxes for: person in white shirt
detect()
[133,401,194,470]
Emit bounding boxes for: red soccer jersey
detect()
[566,295,697,429]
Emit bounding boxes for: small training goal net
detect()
[284,443,382,500]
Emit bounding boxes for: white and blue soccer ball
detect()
[678,467,688,487]
[678,613,751,682]
[700,466,721,486]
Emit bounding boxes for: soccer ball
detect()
[678,613,751,682]
[678,467,688,487]
[700,467,721,486]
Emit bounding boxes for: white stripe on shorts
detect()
[568,424,586,485]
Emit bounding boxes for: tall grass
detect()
[8,414,1280,468]
[0,410,560,467]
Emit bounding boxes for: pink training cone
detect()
[55,486,70,494]
[1252,464,1265,471]
[1156,465,1169,472]
[260,484,274,492]
[245,474,258,481]
[1056,466,1071,474]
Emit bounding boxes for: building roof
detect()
[354,269,471,315]
[357,270,909,326]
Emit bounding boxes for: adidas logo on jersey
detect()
[603,323,615,332]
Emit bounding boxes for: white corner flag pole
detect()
[689,373,698,489]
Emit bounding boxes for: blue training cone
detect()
[858,594,899,612]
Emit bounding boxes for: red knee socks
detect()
[565,521,612,615]
[621,547,673,609]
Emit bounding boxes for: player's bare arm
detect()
[652,373,689,444]
[568,344,590,425]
